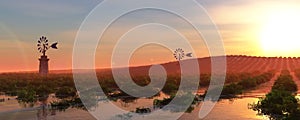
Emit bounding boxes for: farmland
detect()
[1,55,300,119]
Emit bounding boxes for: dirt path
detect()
[246,71,281,94]
[288,72,300,93]
[245,60,283,94]
[245,59,300,94]
[287,61,300,93]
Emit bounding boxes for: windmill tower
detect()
[37,36,58,75]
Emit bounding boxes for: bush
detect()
[17,89,37,103]
[221,83,243,95]
[55,86,77,99]
[250,90,300,119]
[250,71,300,119]
[272,75,297,93]
[238,78,257,89]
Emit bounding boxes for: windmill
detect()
[37,36,58,75]
[173,48,192,61]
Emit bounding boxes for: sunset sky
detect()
[1,0,300,72]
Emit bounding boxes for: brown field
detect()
[49,55,300,94]
[83,55,300,75]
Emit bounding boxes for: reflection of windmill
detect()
[37,36,58,75]
[173,48,192,61]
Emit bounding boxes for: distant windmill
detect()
[37,36,58,75]
[173,48,192,61]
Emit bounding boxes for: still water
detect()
[0,94,269,120]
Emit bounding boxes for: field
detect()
[1,55,300,119]
[2,55,300,101]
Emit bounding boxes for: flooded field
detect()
[0,93,272,120]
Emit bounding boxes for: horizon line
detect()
[1,54,300,74]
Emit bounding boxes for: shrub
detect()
[250,90,300,119]
[238,78,257,89]
[272,75,297,93]
[221,83,243,95]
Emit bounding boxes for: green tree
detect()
[250,90,300,120]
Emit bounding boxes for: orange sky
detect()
[1,1,300,72]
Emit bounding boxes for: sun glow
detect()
[260,7,300,57]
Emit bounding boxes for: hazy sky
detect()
[1,0,300,72]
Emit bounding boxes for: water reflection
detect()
[0,93,272,120]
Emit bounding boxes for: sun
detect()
[260,8,300,57]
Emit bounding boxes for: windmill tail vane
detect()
[186,53,192,57]
[51,42,58,49]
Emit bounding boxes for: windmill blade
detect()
[186,53,192,57]
[50,42,58,49]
